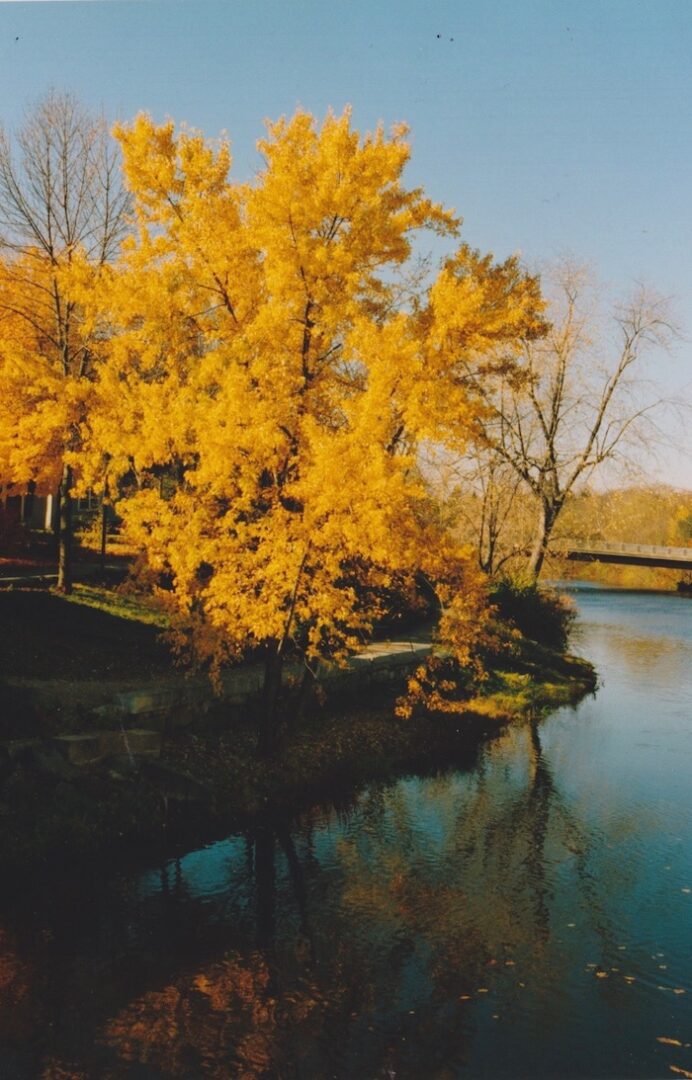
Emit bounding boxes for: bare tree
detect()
[424,443,533,577]
[455,449,534,576]
[0,91,130,591]
[464,263,675,578]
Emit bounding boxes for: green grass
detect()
[64,583,169,628]
[466,669,591,719]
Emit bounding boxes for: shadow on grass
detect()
[0,589,173,683]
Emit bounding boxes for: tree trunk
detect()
[527,500,558,580]
[258,643,283,758]
[254,824,276,948]
[51,485,61,542]
[57,462,73,594]
[295,665,317,720]
[99,494,108,573]
[527,528,547,580]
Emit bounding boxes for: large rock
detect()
[138,759,211,804]
[0,743,13,782]
[99,728,161,759]
[114,687,182,716]
[27,744,81,781]
[7,738,42,762]
[51,733,104,765]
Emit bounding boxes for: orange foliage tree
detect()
[84,109,544,751]
[0,92,129,590]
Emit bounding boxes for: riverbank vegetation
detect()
[0,575,594,870]
[0,93,677,774]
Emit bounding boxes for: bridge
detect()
[562,541,692,571]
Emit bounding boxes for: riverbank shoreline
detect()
[3,582,690,1080]
[0,629,596,875]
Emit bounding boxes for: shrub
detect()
[489,575,575,651]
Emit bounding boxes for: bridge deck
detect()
[563,541,692,570]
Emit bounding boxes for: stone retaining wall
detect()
[1,637,432,768]
[94,638,432,727]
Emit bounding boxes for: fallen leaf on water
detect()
[658,1038,683,1047]
[669,1065,692,1078]
[595,972,608,979]
[459,995,472,1001]
[477,988,489,994]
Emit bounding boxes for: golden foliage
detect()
[0,94,128,506]
[76,108,544,685]
[0,256,72,492]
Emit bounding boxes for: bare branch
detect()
[456,260,679,576]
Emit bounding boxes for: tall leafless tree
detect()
[0,91,130,590]
[463,263,676,577]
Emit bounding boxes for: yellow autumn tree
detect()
[0,92,129,590]
[0,252,91,498]
[86,109,544,753]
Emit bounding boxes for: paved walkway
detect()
[0,561,126,587]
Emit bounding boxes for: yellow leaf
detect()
[72,105,544,707]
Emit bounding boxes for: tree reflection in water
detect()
[0,714,649,1078]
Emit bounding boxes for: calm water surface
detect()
[1,585,691,1078]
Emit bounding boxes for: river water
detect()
[1,584,691,1078]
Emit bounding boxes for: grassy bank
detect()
[0,582,596,871]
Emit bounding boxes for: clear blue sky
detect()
[1,0,690,487]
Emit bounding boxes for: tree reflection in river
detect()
[0,929,33,1042]
[2,586,690,1077]
[88,713,640,1079]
